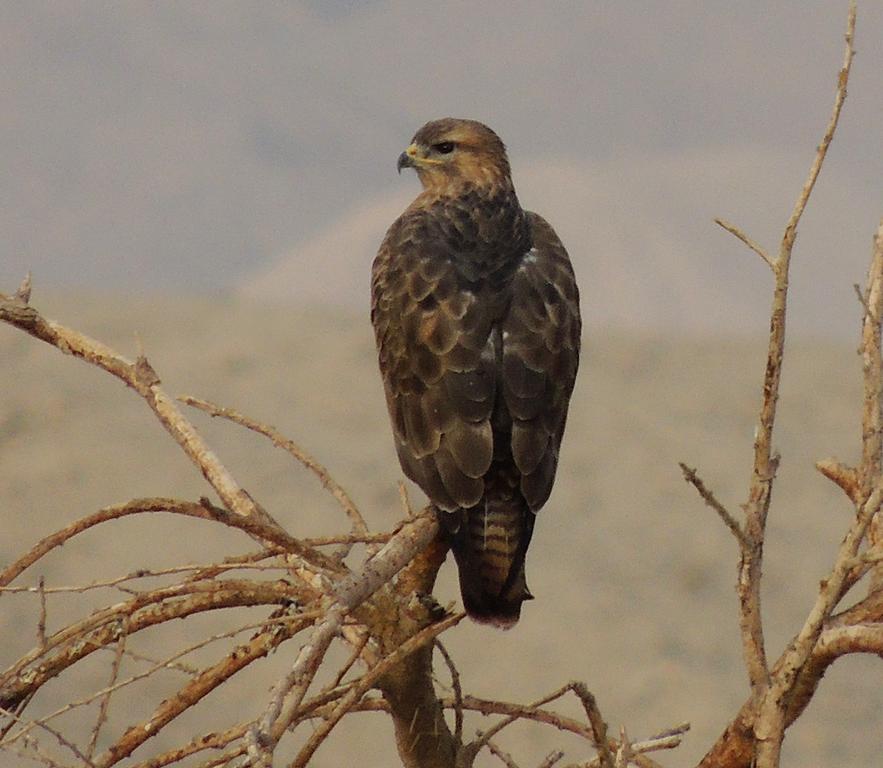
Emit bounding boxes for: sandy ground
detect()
[1,293,880,767]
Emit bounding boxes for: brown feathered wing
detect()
[372,209,580,626]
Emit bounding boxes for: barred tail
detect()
[439,494,535,628]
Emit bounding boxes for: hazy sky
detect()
[2,2,882,336]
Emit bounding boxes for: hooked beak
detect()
[396,143,419,174]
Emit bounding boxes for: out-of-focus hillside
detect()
[1,293,880,766]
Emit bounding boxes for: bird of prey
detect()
[371,118,581,627]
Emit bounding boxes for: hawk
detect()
[371,118,581,626]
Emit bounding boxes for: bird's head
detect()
[397,118,512,194]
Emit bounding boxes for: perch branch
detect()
[290,612,462,768]
[249,511,438,759]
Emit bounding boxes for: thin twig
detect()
[715,218,774,270]
[679,463,749,550]
[537,750,565,768]
[36,578,48,649]
[470,687,570,755]
[0,497,334,590]
[179,395,368,541]
[0,706,96,767]
[86,628,126,760]
[571,682,613,768]
[487,740,521,768]
[436,640,463,744]
[329,630,370,690]
[860,220,883,592]
[15,272,32,303]
[815,457,860,503]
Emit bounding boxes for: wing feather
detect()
[372,214,497,511]
[502,213,581,511]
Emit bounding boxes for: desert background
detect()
[3,2,883,766]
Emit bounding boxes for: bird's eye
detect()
[432,141,455,154]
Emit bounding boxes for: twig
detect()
[126,722,250,768]
[0,561,296,595]
[2,611,317,757]
[36,578,47,649]
[860,220,883,592]
[455,695,592,742]
[399,481,415,519]
[469,682,612,763]
[679,463,749,551]
[487,740,521,768]
[853,282,873,318]
[15,272,32,303]
[754,485,882,764]
[86,628,126,760]
[537,750,565,768]
[815,458,860,503]
[436,640,463,744]
[0,497,334,590]
[179,396,368,542]
[571,682,613,768]
[92,611,315,767]
[329,630,370,690]
[614,726,631,768]
[1,580,309,713]
[120,647,198,678]
[631,722,690,754]
[714,218,774,271]
[0,706,95,767]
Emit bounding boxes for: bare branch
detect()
[15,272,32,303]
[679,463,749,550]
[487,740,521,768]
[92,612,314,767]
[1,581,310,714]
[571,682,614,768]
[0,498,323,589]
[36,578,48,650]
[179,396,368,541]
[779,4,855,261]
[714,218,774,270]
[815,457,860,502]
[85,629,126,761]
[735,3,857,710]
[436,640,464,744]
[860,220,883,591]
[537,750,565,768]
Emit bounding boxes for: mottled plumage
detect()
[371,118,580,626]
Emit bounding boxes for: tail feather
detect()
[439,493,535,628]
